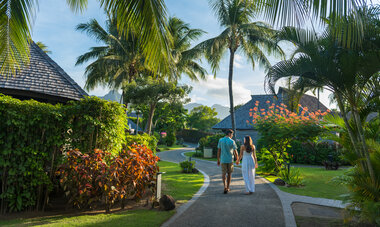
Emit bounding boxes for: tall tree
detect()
[123,77,192,135]
[166,16,207,81]
[187,105,220,131]
[75,18,145,102]
[196,0,284,139]
[266,6,380,181]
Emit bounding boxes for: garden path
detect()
[158,147,285,227]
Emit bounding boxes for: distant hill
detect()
[211,104,229,120]
[184,103,203,112]
[184,103,229,120]
[98,90,121,102]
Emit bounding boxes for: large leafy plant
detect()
[57,144,159,212]
[251,101,328,172]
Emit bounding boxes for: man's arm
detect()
[217,148,221,166]
[233,149,238,162]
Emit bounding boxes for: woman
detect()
[236,136,258,195]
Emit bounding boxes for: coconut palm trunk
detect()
[228,49,237,140]
[145,103,157,135]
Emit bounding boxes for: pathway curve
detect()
[158,148,285,227]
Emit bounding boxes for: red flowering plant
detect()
[249,101,329,172]
[57,144,159,212]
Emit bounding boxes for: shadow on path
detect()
[158,148,285,227]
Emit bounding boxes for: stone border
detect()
[259,176,347,227]
[161,157,210,227]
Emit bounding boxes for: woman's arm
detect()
[236,145,244,165]
[253,145,258,168]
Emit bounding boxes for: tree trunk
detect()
[145,103,156,135]
[136,113,140,135]
[228,49,236,141]
[336,93,361,156]
[351,105,375,182]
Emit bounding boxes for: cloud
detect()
[189,75,252,106]
[234,54,245,69]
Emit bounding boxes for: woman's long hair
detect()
[244,136,254,153]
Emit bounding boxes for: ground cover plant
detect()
[0,161,203,226]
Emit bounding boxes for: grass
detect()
[157,144,187,151]
[184,151,218,162]
[0,161,204,227]
[258,167,350,200]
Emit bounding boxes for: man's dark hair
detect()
[225,129,233,135]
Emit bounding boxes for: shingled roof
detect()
[212,87,329,130]
[0,42,88,103]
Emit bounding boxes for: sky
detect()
[31,0,344,109]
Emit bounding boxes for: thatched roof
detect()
[0,42,87,103]
[213,87,329,130]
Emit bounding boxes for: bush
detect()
[258,148,278,173]
[57,144,159,212]
[278,167,304,186]
[179,160,196,173]
[287,141,344,165]
[0,95,127,213]
[126,133,158,152]
[176,129,213,143]
[165,131,176,147]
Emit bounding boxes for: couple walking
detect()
[217,129,258,194]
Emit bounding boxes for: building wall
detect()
[235,130,260,145]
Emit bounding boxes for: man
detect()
[217,129,238,194]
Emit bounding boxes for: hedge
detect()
[126,133,158,152]
[0,95,126,213]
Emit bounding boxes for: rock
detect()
[159,195,176,211]
[274,178,286,186]
[192,168,199,173]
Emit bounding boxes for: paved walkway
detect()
[158,148,285,227]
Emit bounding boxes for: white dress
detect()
[242,149,256,192]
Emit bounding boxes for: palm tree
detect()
[1,0,365,76]
[196,0,284,138]
[35,41,52,54]
[0,0,169,76]
[265,6,380,181]
[75,17,146,103]
[166,16,207,82]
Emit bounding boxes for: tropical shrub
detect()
[125,133,158,152]
[258,148,279,173]
[278,167,304,186]
[179,160,196,173]
[165,131,177,147]
[0,95,127,213]
[287,141,345,165]
[251,101,327,172]
[57,144,159,212]
[326,115,380,225]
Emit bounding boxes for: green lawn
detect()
[0,161,204,227]
[157,144,187,151]
[258,167,350,200]
[184,151,218,161]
